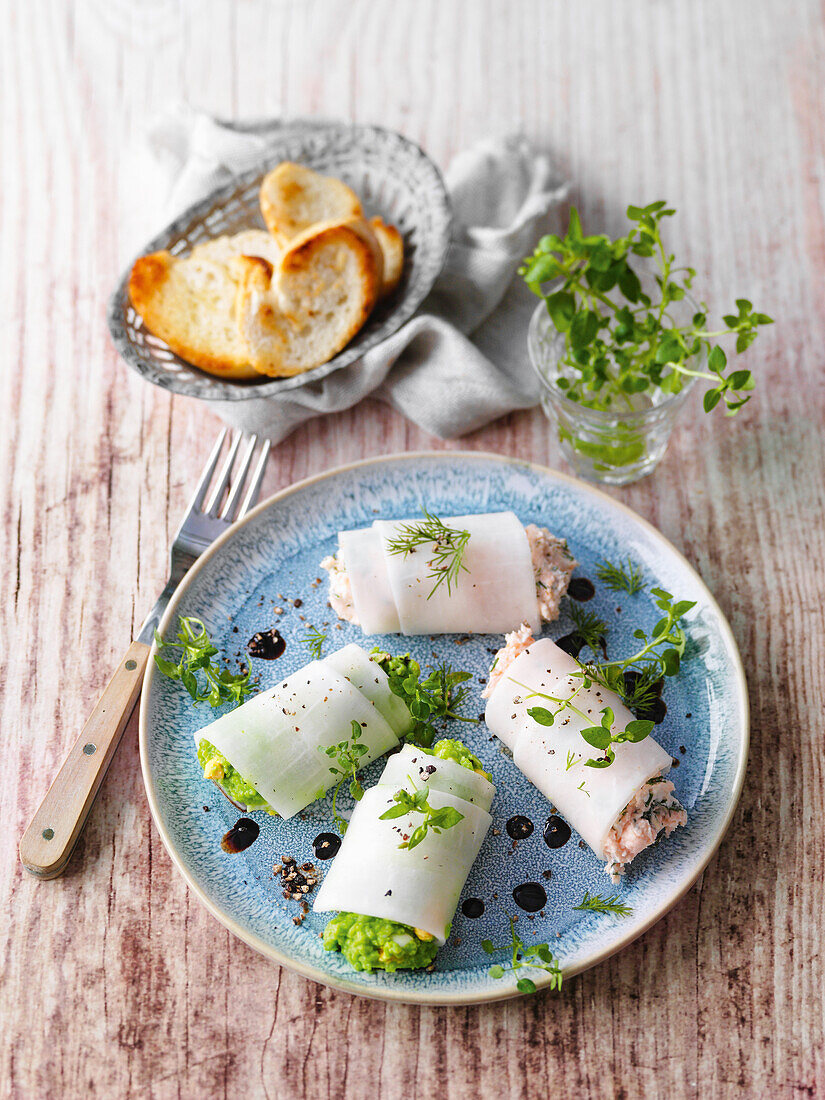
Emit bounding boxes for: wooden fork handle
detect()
[19,640,151,879]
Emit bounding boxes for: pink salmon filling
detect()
[603,777,687,882]
[482,623,535,699]
[524,524,577,622]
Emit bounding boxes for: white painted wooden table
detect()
[2,1,823,1096]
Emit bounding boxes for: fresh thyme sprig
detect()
[481,918,563,994]
[574,891,633,917]
[378,780,464,850]
[371,650,476,748]
[301,625,327,659]
[322,720,369,834]
[154,616,253,708]
[595,557,646,595]
[385,510,471,599]
[520,201,772,416]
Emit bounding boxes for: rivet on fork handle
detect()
[19,641,150,879]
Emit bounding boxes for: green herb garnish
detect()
[322,720,369,834]
[521,202,772,416]
[482,918,563,994]
[582,587,696,702]
[379,780,464,850]
[564,750,579,772]
[574,891,633,917]
[518,683,652,766]
[568,603,609,656]
[154,616,253,707]
[301,625,327,659]
[595,557,646,595]
[577,706,654,769]
[385,510,471,599]
[519,589,694,767]
[371,650,476,748]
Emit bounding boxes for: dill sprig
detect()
[385,510,471,599]
[568,603,609,655]
[301,625,327,659]
[322,721,369,834]
[574,891,633,917]
[595,557,646,595]
[482,918,563,995]
[154,616,253,708]
[619,666,664,712]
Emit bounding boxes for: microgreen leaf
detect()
[371,650,476,748]
[154,617,253,708]
[484,917,563,994]
[322,721,369,834]
[379,778,464,850]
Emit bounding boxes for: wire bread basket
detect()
[107,122,452,401]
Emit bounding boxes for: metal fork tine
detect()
[203,431,243,516]
[238,438,271,518]
[187,429,228,514]
[220,434,259,522]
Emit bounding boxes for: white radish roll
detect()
[195,656,399,819]
[338,528,400,634]
[484,638,673,859]
[322,643,413,738]
[334,512,540,635]
[314,757,494,943]
[380,743,494,812]
[374,512,539,635]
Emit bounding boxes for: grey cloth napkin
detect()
[144,108,567,442]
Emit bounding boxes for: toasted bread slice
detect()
[370,217,404,297]
[260,163,363,246]
[236,218,382,377]
[128,236,279,380]
[190,230,280,267]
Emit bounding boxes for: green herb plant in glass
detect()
[523,202,772,484]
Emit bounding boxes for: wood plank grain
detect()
[1,0,823,1096]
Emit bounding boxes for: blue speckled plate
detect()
[139,452,748,1004]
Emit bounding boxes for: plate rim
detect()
[138,451,749,1005]
[108,121,452,402]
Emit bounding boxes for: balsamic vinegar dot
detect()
[505,815,535,840]
[221,818,260,854]
[312,832,342,860]
[512,882,547,912]
[543,815,572,849]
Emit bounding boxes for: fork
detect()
[19,430,271,879]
